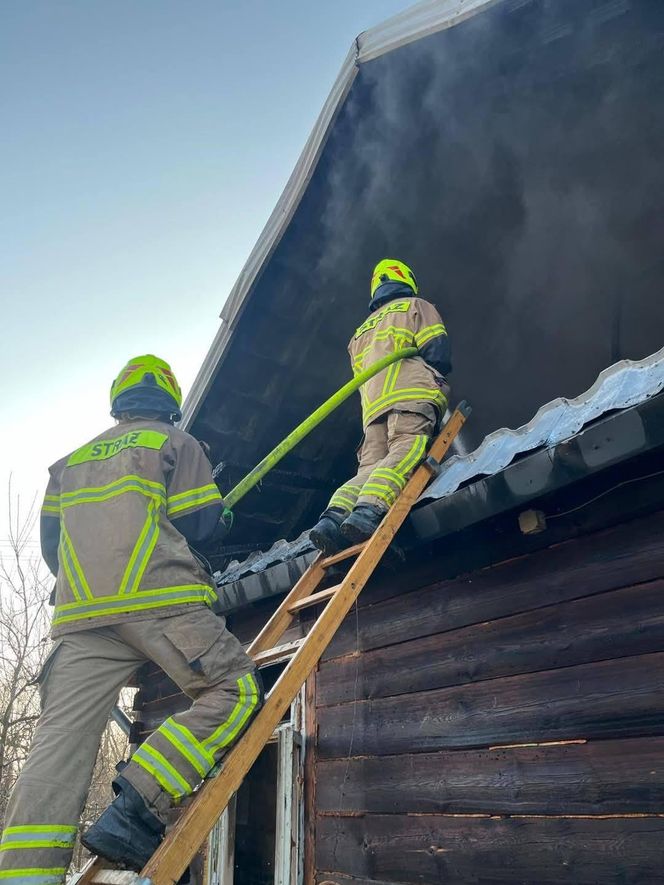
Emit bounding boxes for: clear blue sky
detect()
[0,0,412,547]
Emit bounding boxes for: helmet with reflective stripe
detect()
[110,355,182,420]
[370,259,418,301]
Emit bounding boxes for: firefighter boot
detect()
[310,508,347,556]
[82,775,165,871]
[341,504,387,545]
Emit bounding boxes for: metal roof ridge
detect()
[420,345,664,502]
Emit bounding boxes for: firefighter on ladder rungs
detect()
[0,356,263,883]
[310,258,452,553]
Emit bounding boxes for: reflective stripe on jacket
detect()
[349,297,450,427]
[40,420,222,637]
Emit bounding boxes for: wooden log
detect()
[316,815,664,885]
[323,509,664,660]
[317,651,664,758]
[316,814,664,885]
[316,874,411,885]
[315,737,664,815]
[317,578,664,705]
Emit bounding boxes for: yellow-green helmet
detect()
[370,258,418,302]
[110,355,182,420]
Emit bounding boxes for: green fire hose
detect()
[222,346,418,509]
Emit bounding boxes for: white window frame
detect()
[206,688,305,885]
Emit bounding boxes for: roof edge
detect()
[357,0,500,63]
[180,43,358,428]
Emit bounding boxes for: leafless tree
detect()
[0,484,131,870]
[0,487,51,823]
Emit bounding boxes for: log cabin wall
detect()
[312,508,664,885]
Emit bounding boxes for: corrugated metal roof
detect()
[180,0,500,428]
[420,345,664,501]
[215,346,664,600]
[218,531,315,586]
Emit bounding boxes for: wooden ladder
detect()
[74,403,470,885]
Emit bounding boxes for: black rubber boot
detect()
[310,508,347,556]
[81,775,165,871]
[340,504,387,545]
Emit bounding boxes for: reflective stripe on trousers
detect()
[325,408,436,514]
[0,607,261,880]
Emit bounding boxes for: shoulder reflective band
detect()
[167,484,222,518]
[414,323,447,347]
[41,494,60,516]
[67,430,168,467]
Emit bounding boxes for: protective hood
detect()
[111,386,182,422]
[369,281,416,312]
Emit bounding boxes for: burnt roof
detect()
[185,0,664,550]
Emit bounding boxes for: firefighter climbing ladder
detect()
[75,402,470,885]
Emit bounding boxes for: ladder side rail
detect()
[247,559,325,656]
[140,405,468,884]
[77,405,469,885]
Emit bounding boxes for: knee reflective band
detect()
[0,826,76,852]
[159,719,215,779]
[130,674,259,800]
[395,434,429,476]
[203,673,260,754]
[359,434,428,507]
[132,745,192,801]
[0,870,66,884]
[328,483,362,512]
[223,348,417,509]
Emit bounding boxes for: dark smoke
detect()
[313,0,664,447]
[195,0,664,543]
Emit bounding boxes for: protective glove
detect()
[212,506,234,542]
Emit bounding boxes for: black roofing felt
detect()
[193,0,664,550]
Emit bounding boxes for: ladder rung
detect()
[252,638,304,667]
[319,542,366,569]
[287,584,340,614]
[92,872,150,884]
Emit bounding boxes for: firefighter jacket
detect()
[40,419,224,637]
[349,295,451,428]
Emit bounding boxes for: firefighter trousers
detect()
[0,605,262,884]
[327,407,437,514]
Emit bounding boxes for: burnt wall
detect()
[312,507,664,884]
[192,0,664,547]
